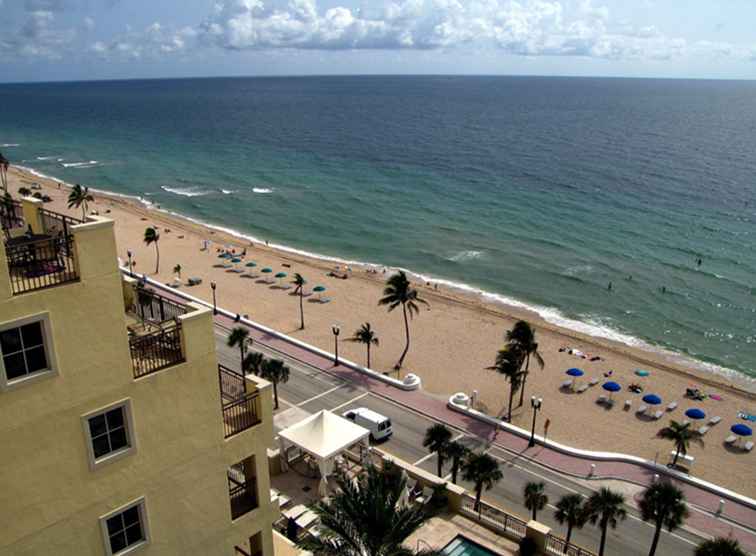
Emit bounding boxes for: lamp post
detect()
[332,325,340,365]
[210,281,217,315]
[127,250,134,276]
[529,396,543,448]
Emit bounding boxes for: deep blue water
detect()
[1,76,754,383]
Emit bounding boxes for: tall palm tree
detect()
[143,227,160,273]
[639,481,689,556]
[554,493,586,550]
[227,327,250,368]
[173,264,181,278]
[584,487,627,556]
[445,440,469,485]
[258,358,290,409]
[292,273,306,329]
[378,271,428,370]
[487,343,526,422]
[462,452,503,513]
[242,351,264,376]
[506,321,545,408]
[423,423,452,478]
[657,421,704,467]
[523,481,548,521]
[695,537,747,556]
[0,151,9,192]
[297,464,440,556]
[67,183,94,220]
[347,322,379,368]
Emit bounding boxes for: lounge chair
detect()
[560,379,573,390]
[708,416,721,426]
[697,426,709,435]
[624,400,632,410]
[636,404,648,414]
[596,395,608,405]
[745,441,754,452]
[725,435,736,444]
[588,377,599,386]
[319,296,332,304]
[576,384,589,393]
[653,410,663,420]
[415,486,434,505]
[666,401,678,411]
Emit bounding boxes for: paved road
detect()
[214,328,706,556]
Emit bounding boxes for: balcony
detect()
[126,287,187,378]
[219,364,261,438]
[228,458,259,520]
[2,204,81,295]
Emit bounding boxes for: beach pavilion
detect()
[278,410,371,496]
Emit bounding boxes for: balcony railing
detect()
[234,547,252,556]
[460,495,527,539]
[129,321,184,378]
[1,198,23,231]
[5,234,79,295]
[228,471,258,520]
[129,287,188,323]
[219,365,261,438]
[545,534,596,556]
[38,207,83,236]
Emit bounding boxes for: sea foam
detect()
[161,185,211,197]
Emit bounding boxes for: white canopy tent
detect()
[278,410,371,496]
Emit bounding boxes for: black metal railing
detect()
[5,234,79,295]
[545,534,596,556]
[38,207,83,237]
[131,287,188,323]
[219,365,261,438]
[228,473,258,520]
[460,495,528,539]
[1,198,23,231]
[234,546,252,556]
[129,321,184,378]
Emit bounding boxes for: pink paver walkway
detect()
[152,283,756,550]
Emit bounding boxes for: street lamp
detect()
[210,281,217,315]
[331,324,340,365]
[529,396,543,448]
[126,250,134,276]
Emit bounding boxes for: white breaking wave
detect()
[160,185,211,197]
[220,189,237,195]
[61,160,98,168]
[36,156,59,160]
[448,250,484,262]
[252,187,272,194]
[1,143,20,147]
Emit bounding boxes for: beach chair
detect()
[666,401,678,411]
[653,410,663,420]
[576,384,589,393]
[624,400,632,410]
[708,416,721,426]
[596,395,608,405]
[745,441,754,452]
[725,435,736,445]
[415,486,434,505]
[319,297,332,304]
[588,377,599,386]
[560,379,573,390]
[636,404,648,415]
[697,426,709,435]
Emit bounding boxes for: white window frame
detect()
[81,399,137,471]
[99,496,151,556]
[0,312,57,391]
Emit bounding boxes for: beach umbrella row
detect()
[731,424,752,437]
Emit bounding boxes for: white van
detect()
[342,407,393,441]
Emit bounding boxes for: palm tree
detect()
[67,183,94,220]
[291,273,306,329]
[347,322,379,368]
[523,481,548,521]
[297,464,440,556]
[584,487,627,556]
[227,327,250,368]
[0,151,9,192]
[445,440,469,484]
[173,264,181,278]
[242,351,264,376]
[423,423,452,478]
[258,358,290,409]
[143,227,160,273]
[487,343,526,422]
[657,421,704,467]
[695,537,747,556]
[378,271,428,370]
[554,493,586,550]
[639,481,689,556]
[506,321,545,408]
[462,452,503,512]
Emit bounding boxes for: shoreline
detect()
[15,163,755,396]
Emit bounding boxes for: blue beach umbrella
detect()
[245,261,257,267]
[602,381,621,400]
[275,271,287,285]
[231,258,242,263]
[642,394,662,405]
[635,369,651,377]
[731,424,753,437]
[312,285,326,292]
[685,408,706,420]
[566,368,584,377]
[261,267,272,273]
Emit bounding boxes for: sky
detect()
[1,0,755,83]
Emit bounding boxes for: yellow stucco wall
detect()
[0,212,277,555]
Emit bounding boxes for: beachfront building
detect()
[0,198,277,555]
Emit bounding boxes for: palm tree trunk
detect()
[452,460,458,484]
[475,486,482,512]
[532,506,537,520]
[648,520,662,556]
[396,303,410,370]
[518,354,531,407]
[239,344,245,368]
[154,243,160,274]
[672,447,681,466]
[598,521,608,556]
[366,344,371,368]
[565,524,573,553]
[299,292,304,329]
[507,381,516,421]
[436,453,443,478]
[273,381,279,410]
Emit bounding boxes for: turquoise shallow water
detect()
[0,76,754,384]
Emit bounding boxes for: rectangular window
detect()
[0,318,52,386]
[100,498,150,555]
[82,400,136,469]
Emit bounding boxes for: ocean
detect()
[1,76,754,385]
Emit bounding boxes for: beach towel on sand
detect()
[738,411,756,422]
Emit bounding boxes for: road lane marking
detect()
[330,392,369,412]
[296,384,347,407]
[413,452,437,466]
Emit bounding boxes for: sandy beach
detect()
[8,166,756,496]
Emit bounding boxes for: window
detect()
[0,317,53,387]
[100,498,150,555]
[82,400,136,469]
